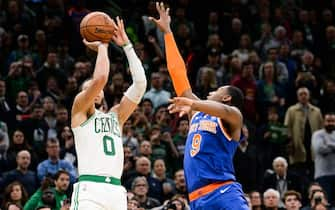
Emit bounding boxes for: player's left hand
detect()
[168,97,193,117]
[83,39,108,51]
[112,16,130,47]
[148,2,172,33]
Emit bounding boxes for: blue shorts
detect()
[189,182,249,210]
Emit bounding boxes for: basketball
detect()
[80,11,115,43]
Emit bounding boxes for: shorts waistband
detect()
[189,180,234,202]
[78,175,121,185]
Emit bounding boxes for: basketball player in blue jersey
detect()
[150,2,249,210]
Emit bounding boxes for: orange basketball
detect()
[80,11,115,43]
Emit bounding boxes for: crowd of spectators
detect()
[1,0,335,209]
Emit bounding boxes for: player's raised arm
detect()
[110,17,147,125]
[169,97,242,125]
[149,2,198,100]
[71,40,110,127]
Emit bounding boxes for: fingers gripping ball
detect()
[80,12,115,43]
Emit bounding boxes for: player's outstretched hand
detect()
[112,16,130,47]
[83,39,108,52]
[168,97,193,117]
[148,2,172,33]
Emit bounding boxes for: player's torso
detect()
[72,110,124,178]
[184,112,239,192]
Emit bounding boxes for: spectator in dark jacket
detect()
[263,157,303,201]
[1,150,38,196]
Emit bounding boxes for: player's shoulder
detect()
[72,108,98,129]
[190,111,201,120]
[109,104,120,114]
[106,109,119,118]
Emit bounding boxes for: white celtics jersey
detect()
[72,110,124,179]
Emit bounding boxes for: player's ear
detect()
[222,95,231,103]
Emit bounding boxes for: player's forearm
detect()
[123,43,147,104]
[164,33,191,96]
[191,100,236,119]
[93,45,109,85]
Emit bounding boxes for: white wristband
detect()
[122,42,132,50]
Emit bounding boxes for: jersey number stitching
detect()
[190,134,202,157]
[103,135,115,156]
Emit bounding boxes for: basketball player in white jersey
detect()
[70,17,147,210]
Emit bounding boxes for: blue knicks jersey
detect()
[184,111,240,193]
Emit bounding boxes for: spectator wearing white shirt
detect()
[312,112,335,205]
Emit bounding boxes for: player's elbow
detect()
[136,79,147,98]
[92,75,108,87]
[125,80,147,104]
[219,106,242,125]
[167,63,175,71]
[134,67,147,95]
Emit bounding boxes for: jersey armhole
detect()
[79,112,96,127]
[217,118,233,141]
[189,111,200,124]
[108,111,117,119]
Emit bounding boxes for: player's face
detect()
[94,91,104,105]
[285,195,301,210]
[82,80,104,105]
[207,86,230,103]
